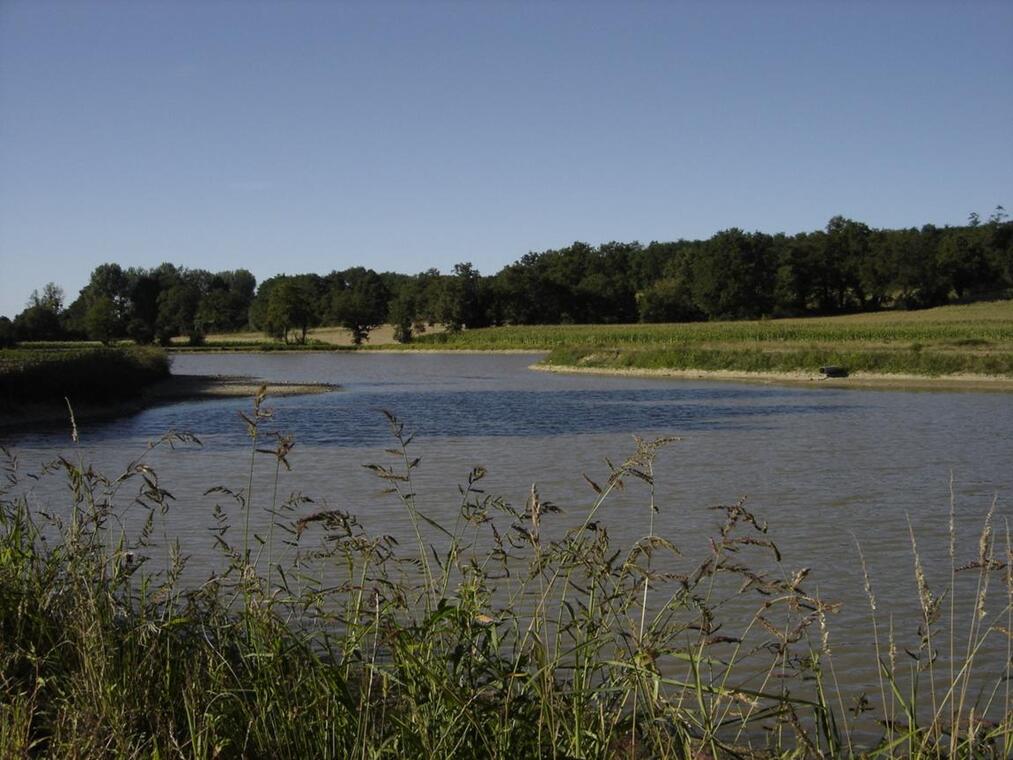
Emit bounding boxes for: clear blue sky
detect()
[1,0,1011,318]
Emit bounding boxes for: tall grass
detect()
[0,395,1009,757]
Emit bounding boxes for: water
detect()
[3,351,1011,728]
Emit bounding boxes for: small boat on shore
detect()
[819,365,849,378]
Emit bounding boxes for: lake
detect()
[3,351,1011,729]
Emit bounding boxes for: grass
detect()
[411,301,1013,378]
[0,394,1009,758]
[541,346,1013,378]
[0,346,169,406]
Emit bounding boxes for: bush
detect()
[0,346,169,405]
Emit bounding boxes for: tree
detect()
[937,230,995,300]
[194,269,257,331]
[636,276,701,323]
[880,227,935,309]
[85,263,130,313]
[328,269,389,344]
[125,270,162,343]
[85,297,119,344]
[432,263,484,332]
[265,279,318,343]
[13,304,62,341]
[28,282,64,313]
[0,317,16,348]
[156,282,203,345]
[387,284,419,343]
[691,229,776,319]
[195,289,237,335]
[819,216,871,311]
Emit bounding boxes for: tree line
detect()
[2,209,1010,347]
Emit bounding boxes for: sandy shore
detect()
[0,374,340,430]
[532,363,1013,392]
[148,374,340,401]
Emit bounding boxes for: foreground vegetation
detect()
[0,346,169,407]
[0,399,1009,758]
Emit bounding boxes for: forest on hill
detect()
[2,209,1010,347]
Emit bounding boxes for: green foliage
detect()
[0,346,169,404]
[388,286,419,343]
[17,213,1013,345]
[12,304,62,341]
[52,263,258,346]
[156,281,203,345]
[27,281,64,312]
[84,295,119,344]
[0,317,15,348]
[636,276,701,323]
[429,262,485,332]
[690,229,777,319]
[261,276,320,343]
[125,316,155,345]
[328,268,389,344]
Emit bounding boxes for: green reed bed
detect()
[0,346,169,406]
[543,346,1013,378]
[0,395,1010,758]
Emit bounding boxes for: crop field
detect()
[412,301,1013,351]
[408,301,1013,377]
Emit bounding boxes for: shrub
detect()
[0,346,169,405]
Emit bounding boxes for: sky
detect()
[1,1,1011,318]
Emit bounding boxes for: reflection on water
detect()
[2,351,1011,725]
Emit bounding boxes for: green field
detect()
[409,301,1013,377]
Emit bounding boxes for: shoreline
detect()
[169,346,545,355]
[531,362,1013,392]
[0,374,340,431]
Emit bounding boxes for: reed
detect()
[0,346,169,405]
[0,396,1008,758]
